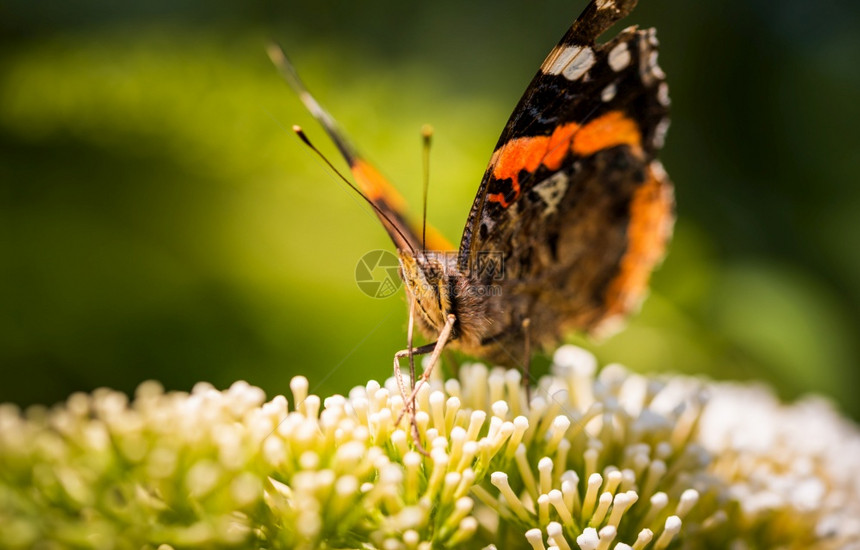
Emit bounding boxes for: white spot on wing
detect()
[649,51,666,80]
[601,82,617,102]
[647,28,659,47]
[650,160,668,182]
[561,46,595,81]
[543,45,581,75]
[657,82,670,106]
[639,45,666,86]
[653,118,670,149]
[595,0,616,10]
[533,172,569,217]
[544,45,596,81]
[608,42,631,72]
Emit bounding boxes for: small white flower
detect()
[0,345,858,549]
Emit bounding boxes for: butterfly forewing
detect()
[457,0,673,342]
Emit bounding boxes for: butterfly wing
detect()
[459,0,673,337]
[269,44,454,254]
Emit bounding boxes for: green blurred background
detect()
[2,0,859,420]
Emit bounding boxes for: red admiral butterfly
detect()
[272,0,672,403]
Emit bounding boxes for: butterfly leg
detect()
[402,298,427,455]
[394,313,457,427]
[392,342,436,418]
[392,297,418,419]
[391,341,436,456]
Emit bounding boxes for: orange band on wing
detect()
[422,224,455,251]
[543,122,581,170]
[572,110,642,156]
[489,123,579,207]
[351,159,455,251]
[487,111,641,208]
[351,159,408,212]
[491,122,580,181]
[487,192,511,208]
[603,164,673,318]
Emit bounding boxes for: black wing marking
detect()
[458,0,670,269]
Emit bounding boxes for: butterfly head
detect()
[398,251,458,336]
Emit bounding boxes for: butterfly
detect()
[271,0,672,402]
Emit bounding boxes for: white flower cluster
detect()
[699,383,860,548]
[0,346,858,549]
[469,346,715,550]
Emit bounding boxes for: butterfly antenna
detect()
[267,42,358,162]
[269,41,418,255]
[292,126,418,255]
[420,124,433,252]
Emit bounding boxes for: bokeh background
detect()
[2,0,859,421]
